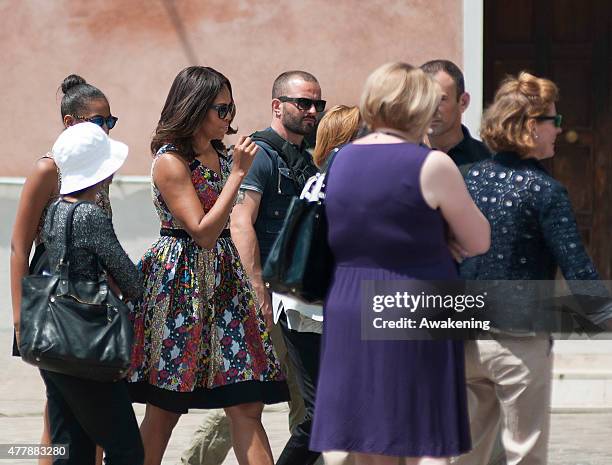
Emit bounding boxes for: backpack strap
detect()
[251,130,319,191]
[250,131,299,192]
[250,130,289,159]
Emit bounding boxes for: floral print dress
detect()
[128,144,287,413]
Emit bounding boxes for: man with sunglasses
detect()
[421,59,490,171]
[231,70,324,465]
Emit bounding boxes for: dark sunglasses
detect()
[535,114,563,128]
[210,102,235,120]
[278,96,326,112]
[75,114,118,130]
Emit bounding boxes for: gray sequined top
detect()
[42,200,142,301]
[34,155,112,246]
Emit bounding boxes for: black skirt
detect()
[127,379,289,414]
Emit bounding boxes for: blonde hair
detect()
[312,105,361,168]
[481,71,559,156]
[360,62,440,139]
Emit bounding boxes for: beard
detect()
[281,111,316,136]
[428,121,448,137]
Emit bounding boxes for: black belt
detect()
[160,228,231,239]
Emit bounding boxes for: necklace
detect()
[374,127,418,143]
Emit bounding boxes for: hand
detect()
[255,288,273,331]
[232,136,259,177]
[448,237,469,263]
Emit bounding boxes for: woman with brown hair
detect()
[127,66,288,465]
[312,105,362,169]
[455,71,612,465]
[273,104,362,465]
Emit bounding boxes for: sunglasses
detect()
[535,114,563,128]
[278,96,326,112]
[210,102,235,120]
[75,115,118,130]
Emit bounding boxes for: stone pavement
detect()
[0,327,287,465]
[1,329,611,465]
[1,182,612,464]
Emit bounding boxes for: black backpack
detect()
[250,130,319,191]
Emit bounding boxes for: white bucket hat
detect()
[52,122,129,195]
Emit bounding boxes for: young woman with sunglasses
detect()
[127,66,288,465]
[10,74,118,465]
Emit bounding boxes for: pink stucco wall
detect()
[0,0,462,176]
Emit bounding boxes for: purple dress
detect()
[310,143,471,457]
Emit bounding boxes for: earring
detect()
[534,133,539,139]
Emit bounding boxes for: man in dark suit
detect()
[421,59,490,172]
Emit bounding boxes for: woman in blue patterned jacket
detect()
[454,72,612,465]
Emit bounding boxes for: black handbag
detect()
[262,148,341,304]
[18,201,134,382]
[12,243,50,357]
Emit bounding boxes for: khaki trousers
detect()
[180,409,231,465]
[453,336,553,465]
[180,322,305,465]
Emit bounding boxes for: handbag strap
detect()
[320,144,344,174]
[55,200,87,283]
[60,200,87,263]
[300,146,346,202]
[52,200,110,301]
[319,145,345,199]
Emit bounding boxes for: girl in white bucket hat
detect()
[36,122,144,465]
[10,75,120,465]
[53,121,128,195]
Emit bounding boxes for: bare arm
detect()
[230,189,273,328]
[10,158,58,336]
[420,150,490,256]
[153,137,258,249]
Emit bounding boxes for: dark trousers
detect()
[40,370,144,465]
[276,314,322,465]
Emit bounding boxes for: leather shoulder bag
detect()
[262,147,342,304]
[19,200,134,382]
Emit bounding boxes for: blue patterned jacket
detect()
[460,151,598,280]
[459,152,610,331]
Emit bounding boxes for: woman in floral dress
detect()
[128,66,288,465]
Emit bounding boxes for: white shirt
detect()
[272,293,323,334]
